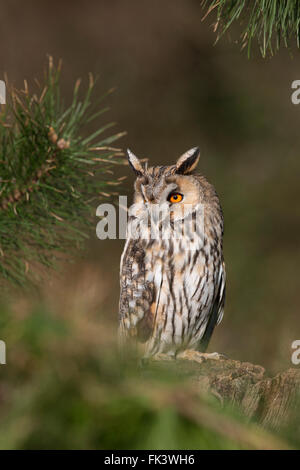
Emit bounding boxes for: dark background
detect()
[1,0,300,374]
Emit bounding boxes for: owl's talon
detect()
[176,350,205,364]
[146,353,176,363]
[176,350,226,363]
[202,352,227,360]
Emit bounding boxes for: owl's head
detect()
[126,147,222,242]
[127,147,202,212]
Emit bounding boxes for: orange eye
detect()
[168,192,183,203]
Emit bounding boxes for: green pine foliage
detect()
[202,0,300,57]
[0,58,125,286]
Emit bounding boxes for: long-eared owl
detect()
[119,147,225,360]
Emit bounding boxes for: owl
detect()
[119,147,226,362]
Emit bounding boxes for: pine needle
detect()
[0,58,125,286]
[202,0,300,57]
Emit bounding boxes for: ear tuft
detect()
[175,147,200,175]
[127,149,144,177]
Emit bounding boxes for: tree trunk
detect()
[149,356,300,429]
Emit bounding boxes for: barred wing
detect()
[119,238,155,345]
[199,260,226,352]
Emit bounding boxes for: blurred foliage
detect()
[0,285,297,450]
[0,57,125,286]
[202,0,300,56]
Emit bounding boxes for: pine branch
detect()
[202,0,300,57]
[0,57,126,286]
